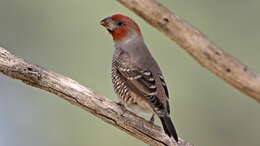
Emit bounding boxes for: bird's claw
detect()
[149,114,155,124]
[116,102,128,115]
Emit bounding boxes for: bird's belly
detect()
[124,97,154,115]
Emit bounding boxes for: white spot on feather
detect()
[143,71,151,76]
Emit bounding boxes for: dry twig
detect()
[117,0,260,102]
[0,47,192,146]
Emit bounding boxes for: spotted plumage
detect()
[101,14,178,141]
[112,59,133,105]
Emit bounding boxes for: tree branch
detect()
[117,0,260,102]
[0,47,192,146]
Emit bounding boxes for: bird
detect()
[100,14,178,142]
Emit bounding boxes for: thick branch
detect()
[0,47,192,146]
[117,0,260,102]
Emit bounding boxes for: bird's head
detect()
[100,14,142,41]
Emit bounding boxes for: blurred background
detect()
[0,0,259,146]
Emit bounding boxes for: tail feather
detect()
[159,116,178,142]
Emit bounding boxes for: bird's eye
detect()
[116,21,124,26]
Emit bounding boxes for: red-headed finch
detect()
[100,14,178,142]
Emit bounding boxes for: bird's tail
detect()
[159,116,178,142]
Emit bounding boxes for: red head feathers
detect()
[100,14,142,41]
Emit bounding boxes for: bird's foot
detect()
[116,102,128,115]
[148,114,155,124]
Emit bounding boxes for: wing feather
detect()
[114,61,167,110]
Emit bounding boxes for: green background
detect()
[0,0,259,146]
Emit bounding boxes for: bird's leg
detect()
[116,101,125,109]
[116,101,128,115]
[149,114,155,124]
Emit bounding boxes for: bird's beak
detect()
[100,17,111,27]
[100,17,114,33]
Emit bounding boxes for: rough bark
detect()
[0,47,192,146]
[117,0,260,102]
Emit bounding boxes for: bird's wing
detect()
[114,60,170,113]
[158,73,169,98]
